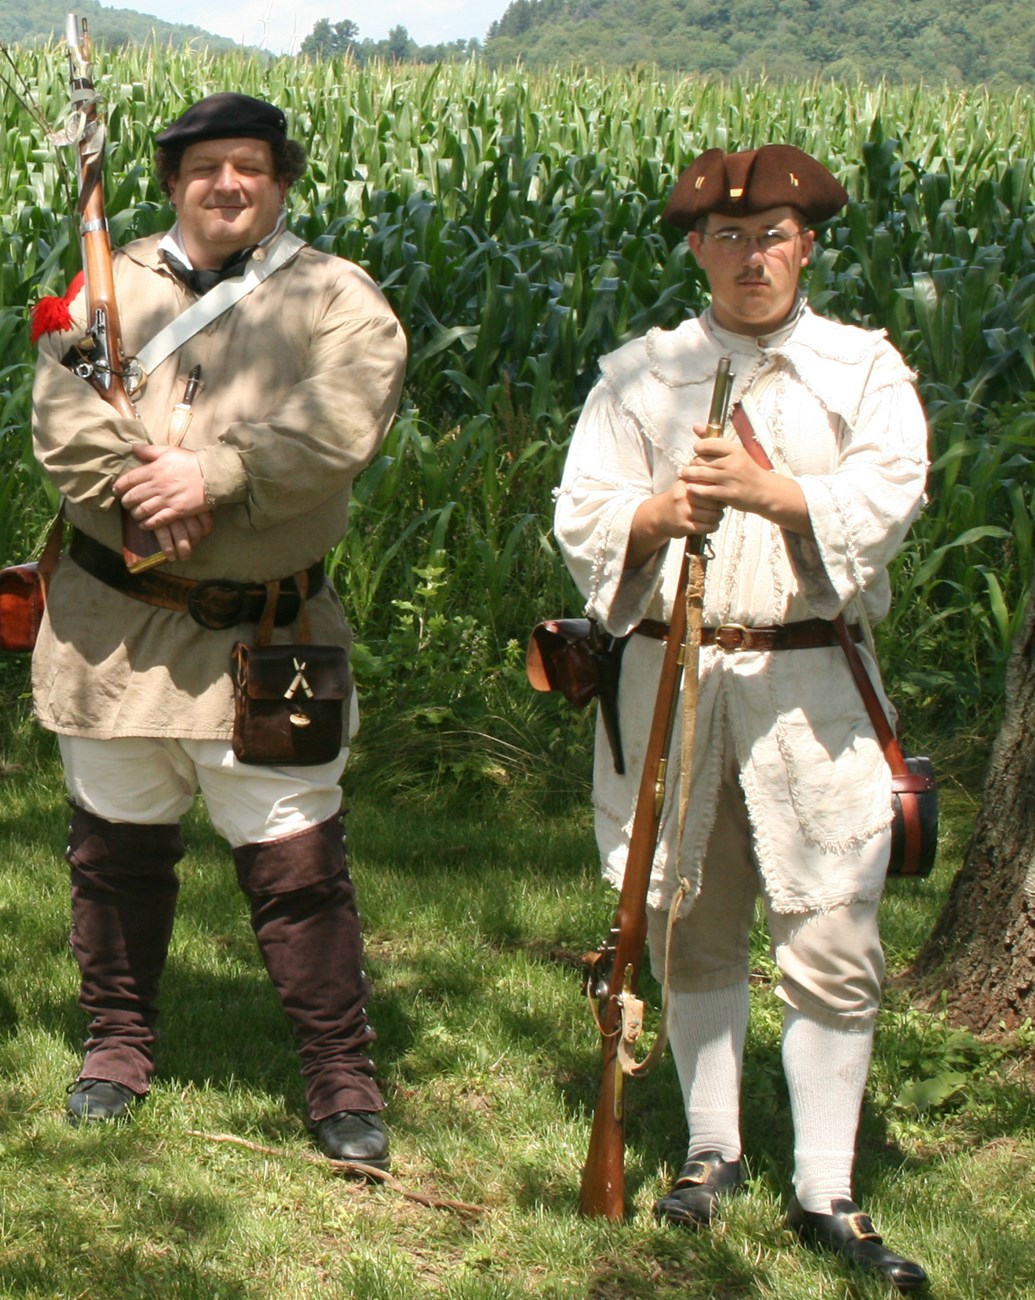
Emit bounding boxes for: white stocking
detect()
[667,983,749,1162]
[782,1005,875,1212]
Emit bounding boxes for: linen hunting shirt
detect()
[554,300,928,914]
[32,230,406,740]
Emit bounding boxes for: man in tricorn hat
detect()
[555,146,928,1289]
[31,93,406,1168]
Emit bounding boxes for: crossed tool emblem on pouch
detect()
[284,658,314,728]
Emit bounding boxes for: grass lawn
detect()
[0,732,1032,1298]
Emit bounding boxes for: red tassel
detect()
[30,271,85,345]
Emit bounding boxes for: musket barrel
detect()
[705,355,733,437]
[577,359,734,1218]
[60,12,166,571]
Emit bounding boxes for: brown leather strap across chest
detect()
[634,616,862,652]
[634,406,862,654]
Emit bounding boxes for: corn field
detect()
[2,41,1034,788]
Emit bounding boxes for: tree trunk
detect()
[908,576,1035,1034]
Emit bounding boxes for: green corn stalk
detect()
[2,41,1033,747]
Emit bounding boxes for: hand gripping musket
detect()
[52,14,166,572]
[577,356,733,1220]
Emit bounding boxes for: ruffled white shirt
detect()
[554,302,928,913]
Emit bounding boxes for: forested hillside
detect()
[6,0,1034,83]
[0,0,240,49]
[485,0,1035,86]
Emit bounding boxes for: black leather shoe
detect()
[787,1196,928,1291]
[314,1110,390,1171]
[653,1151,745,1227]
[66,1078,138,1126]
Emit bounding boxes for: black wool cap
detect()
[155,93,288,149]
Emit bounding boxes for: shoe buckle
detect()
[675,1155,731,1188]
[676,1161,710,1187]
[846,1211,881,1242]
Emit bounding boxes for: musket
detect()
[57,14,166,572]
[577,356,733,1220]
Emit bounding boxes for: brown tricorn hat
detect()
[663,145,848,229]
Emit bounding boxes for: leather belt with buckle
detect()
[68,529,324,631]
[633,616,862,651]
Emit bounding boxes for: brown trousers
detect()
[67,806,382,1119]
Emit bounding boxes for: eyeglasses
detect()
[702,227,802,253]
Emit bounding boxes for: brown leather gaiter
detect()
[66,804,184,1095]
[232,816,382,1122]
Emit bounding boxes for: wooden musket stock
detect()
[577,357,732,1219]
[64,14,165,572]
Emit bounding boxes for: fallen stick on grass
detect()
[187,1130,487,1217]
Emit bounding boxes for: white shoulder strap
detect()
[129,230,306,390]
